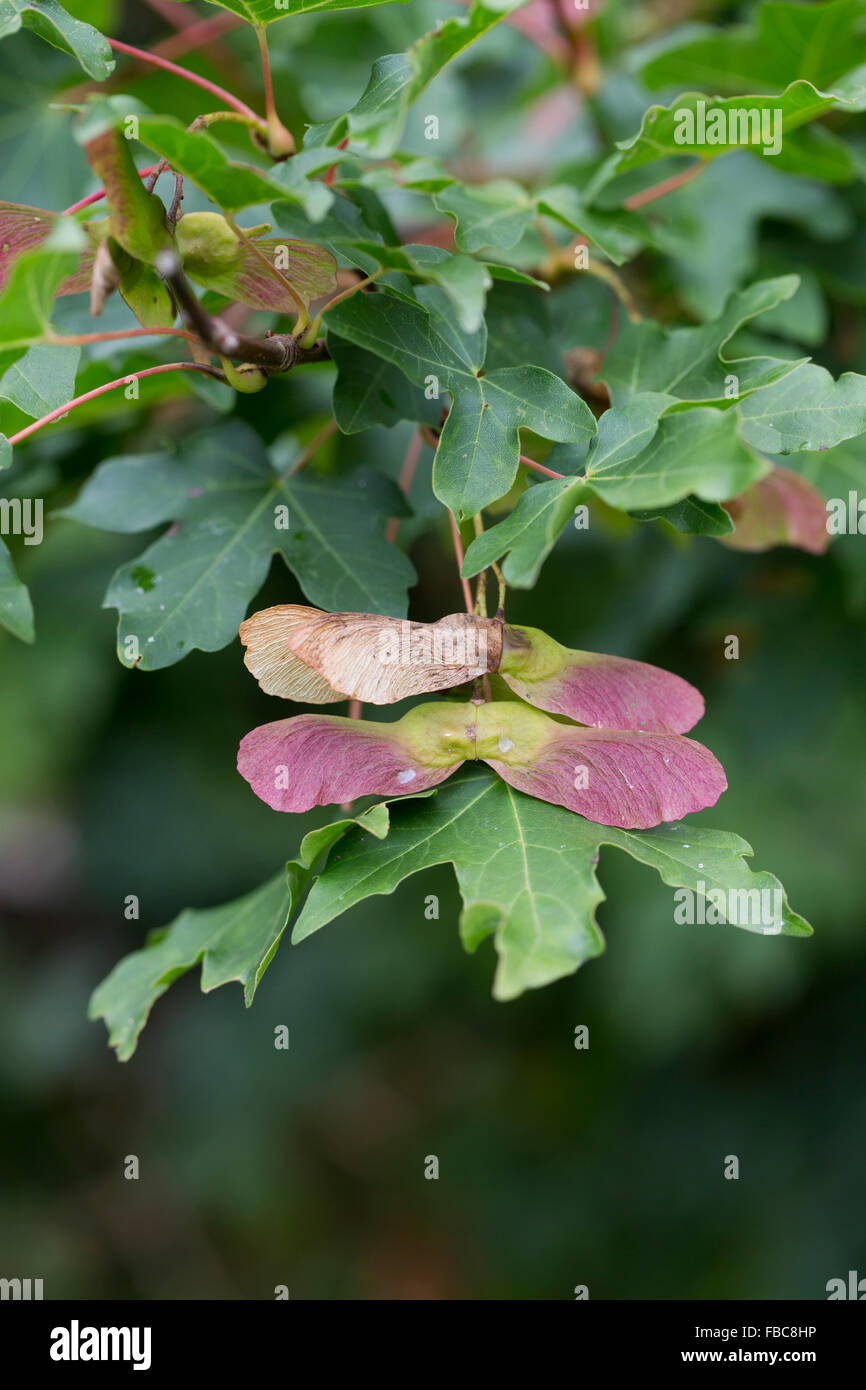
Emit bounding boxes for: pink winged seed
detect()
[237,713,458,813]
[0,206,335,311]
[0,202,93,295]
[501,633,705,734]
[722,466,831,555]
[237,237,337,307]
[237,702,727,830]
[488,727,727,830]
[193,238,338,312]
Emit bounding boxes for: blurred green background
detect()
[1,0,865,1300]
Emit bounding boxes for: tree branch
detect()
[154,250,328,372]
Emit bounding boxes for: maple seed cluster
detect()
[237,605,727,831]
[0,117,337,384]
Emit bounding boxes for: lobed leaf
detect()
[599,277,803,407]
[738,362,866,454]
[328,290,595,516]
[587,78,866,204]
[640,0,866,94]
[463,475,590,587]
[58,422,416,668]
[305,1,523,158]
[584,407,766,511]
[293,766,812,1001]
[88,797,403,1060]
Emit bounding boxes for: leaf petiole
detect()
[6,363,225,449]
[448,509,475,616]
[296,272,383,349]
[106,37,263,124]
[255,24,295,158]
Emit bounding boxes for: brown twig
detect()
[167,172,184,229]
[144,159,169,194]
[155,250,326,371]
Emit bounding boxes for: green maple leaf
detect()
[358,162,647,265]
[293,767,812,1002]
[304,0,522,158]
[464,352,779,584]
[113,115,337,220]
[582,407,765,511]
[58,421,415,669]
[88,799,408,1060]
[0,0,113,80]
[88,768,810,1054]
[464,398,759,585]
[640,0,866,93]
[739,363,866,454]
[629,496,733,537]
[588,78,866,204]
[0,342,79,418]
[599,277,804,406]
[327,289,595,517]
[463,475,591,588]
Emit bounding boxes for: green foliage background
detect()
[0,0,865,1298]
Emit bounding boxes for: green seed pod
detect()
[175,212,242,276]
[219,357,268,394]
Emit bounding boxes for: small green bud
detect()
[176,212,242,275]
[219,357,268,393]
